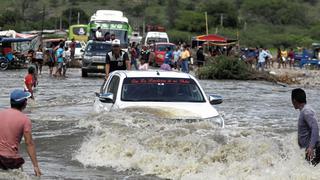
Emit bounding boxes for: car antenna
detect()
[156,71,160,75]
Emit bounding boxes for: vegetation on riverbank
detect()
[195,56,315,85]
[197,56,270,80]
[1,0,320,48]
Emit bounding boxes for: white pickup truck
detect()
[94,70,224,127]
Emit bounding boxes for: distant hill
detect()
[1,0,320,47]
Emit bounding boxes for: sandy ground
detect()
[267,65,320,87]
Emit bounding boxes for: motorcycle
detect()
[0,52,27,71]
[0,37,32,71]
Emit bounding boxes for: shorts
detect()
[57,62,64,70]
[306,143,320,166]
[197,61,204,66]
[48,61,54,67]
[36,59,43,65]
[0,155,24,170]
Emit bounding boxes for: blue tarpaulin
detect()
[0,37,32,43]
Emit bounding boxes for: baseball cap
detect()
[112,39,121,46]
[10,89,31,103]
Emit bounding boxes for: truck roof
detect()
[113,70,193,79]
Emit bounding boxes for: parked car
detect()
[149,42,176,66]
[65,40,86,60]
[94,70,224,127]
[81,40,112,77]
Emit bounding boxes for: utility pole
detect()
[41,5,45,49]
[68,8,72,26]
[142,17,145,36]
[77,12,80,24]
[205,12,208,35]
[59,16,62,30]
[220,13,224,27]
[41,5,45,33]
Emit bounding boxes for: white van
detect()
[143,31,169,46]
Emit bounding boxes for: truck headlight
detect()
[204,115,225,128]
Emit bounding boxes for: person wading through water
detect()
[0,89,41,176]
[105,39,130,79]
[291,88,320,166]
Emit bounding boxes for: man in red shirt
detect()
[69,38,76,61]
[0,89,41,176]
[25,66,35,99]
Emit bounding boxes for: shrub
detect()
[197,56,254,80]
[196,55,277,82]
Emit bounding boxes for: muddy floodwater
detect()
[0,68,320,180]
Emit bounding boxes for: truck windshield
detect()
[121,77,205,102]
[157,45,175,51]
[85,42,111,53]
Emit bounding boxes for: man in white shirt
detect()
[256,48,271,71]
[95,27,102,40]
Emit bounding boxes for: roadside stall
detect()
[192,34,237,56]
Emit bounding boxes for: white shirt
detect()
[35,51,43,59]
[96,30,102,38]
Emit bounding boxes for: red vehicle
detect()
[149,42,176,66]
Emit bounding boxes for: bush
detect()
[196,56,276,81]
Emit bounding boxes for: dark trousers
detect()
[306,143,320,166]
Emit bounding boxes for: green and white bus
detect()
[88,10,132,49]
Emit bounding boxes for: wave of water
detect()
[74,108,320,180]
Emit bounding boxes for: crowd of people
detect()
[239,47,301,70]
[27,39,76,79]
[126,42,196,73]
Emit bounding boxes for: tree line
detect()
[1,0,320,48]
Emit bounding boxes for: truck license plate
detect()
[97,65,104,69]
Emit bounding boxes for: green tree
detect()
[202,1,239,28]
[175,11,206,33]
[0,10,23,30]
[167,0,179,28]
[242,0,309,25]
[12,0,39,19]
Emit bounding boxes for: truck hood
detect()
[116,102,219,119]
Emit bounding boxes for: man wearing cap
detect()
[105,39,130,79]
[0,89,41,176]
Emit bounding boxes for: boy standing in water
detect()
[25,66,35,99]
[291,88,320,166]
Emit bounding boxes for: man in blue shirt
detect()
[292,88,320,166]
[55,43,64,77]
[164,47,173,65]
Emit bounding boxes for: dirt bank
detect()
[268,67,320,87]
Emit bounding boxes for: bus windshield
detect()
[89,21,129,45]
[72,26,87,36]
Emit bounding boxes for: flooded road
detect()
[0,68,320,179]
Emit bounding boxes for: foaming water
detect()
[0,170,31,180]
[2,69,320,179]
[74,108,320,179]
[75,81,320,179]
